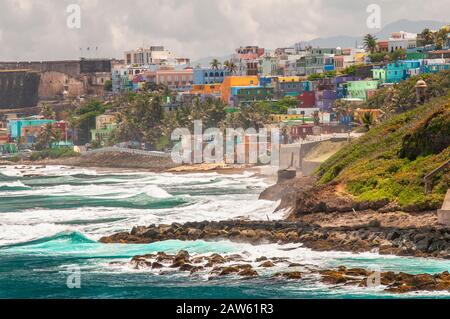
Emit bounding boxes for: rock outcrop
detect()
[100,220,450,259]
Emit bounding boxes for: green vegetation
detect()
[418,27,450,49]
[35,123,63,150]
[319,95,449,210]
[368,49,406,63]
[363,34,377,54]
[105,92,272,150]
[73,99,111,144]
[256,96,298,114]
[30,148,80,161]
[364,71,450,116]
[40,103,56,119]
[318,71,450,211]
[104,80,113,92]
[307,71,336,80]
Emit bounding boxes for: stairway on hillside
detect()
[437,190,450,226]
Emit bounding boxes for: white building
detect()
[388,31,417,53]
[124,46,174,66]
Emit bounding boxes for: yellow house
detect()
[221,76,259,103]
[355,52,368,63]
[270,114,304,122]
[95,113,117,130]
[275,76,303,83]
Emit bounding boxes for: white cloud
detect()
[0,0,448,61]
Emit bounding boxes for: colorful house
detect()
[190,84,222,97]
[422,63,450,73]
[386,62,408,83]
[297,91,316,108]
[273,77,310,98]
[90,114,118,145]
[346,80,379,101]
[220,76,259,104]
[8,118,56,142]
[372,68,387,83]
[232,86,274,106]
[193,68,229,85]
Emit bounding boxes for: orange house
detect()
[220,76,259,104]
[191,83,222,96]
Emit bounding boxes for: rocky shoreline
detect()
[110,250,450,294]
[99,220,450,259]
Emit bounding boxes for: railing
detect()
[423,159,450,193]
[83,147,170,158]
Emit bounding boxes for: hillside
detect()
[318,94,450,211]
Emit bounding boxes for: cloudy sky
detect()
[0,0,448,61]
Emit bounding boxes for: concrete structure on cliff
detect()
[0,59,112,101]
[0,70,40,109]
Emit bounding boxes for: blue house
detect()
[8,118,56,141]
[386,62,408,83]
[422,63,450,74]
[193,68,229,85]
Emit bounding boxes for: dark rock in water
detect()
[319,267,450,293]
[259,261,275,268]
[191,256,205,264]
[239,269,259,278]
[100,219,450,259]
[179,264,195,272]
[190,266,204,274]
[218,266,241,276]
[275,271,302,280]
[156,252,174,263]
[206,253,226,266]
[255,256,268,262]
[151,262,163,269]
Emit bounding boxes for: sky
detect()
[0,0,448,61]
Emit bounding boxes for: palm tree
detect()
[40,103,56,119]
[223,60,237,75]
[210,59,221,70]
[36,124,54,150]
[434,29,448,49]
[363,34,378,54]
[360,112,375,131]
[420,28,435,46]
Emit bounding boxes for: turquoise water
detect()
[0,166,448,299]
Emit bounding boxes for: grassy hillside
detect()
[319,92,449,211]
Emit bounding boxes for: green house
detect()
[233,86,274,106]
[346,80,379,101]
[372,68,386,84]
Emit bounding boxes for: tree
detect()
[363,34,378,54]
[223,60,237,74]
[74,99,109,145]
[104,80,113,92]
[419,28,435,46]
[434,28,448,49]
[35,123,62,150]
[368,52,385,63]
[390,49,406,61]
[332,99,354,122]
[275,96,297,113]
[360,112,375,131]
[210,59,221,70]
[40,103,56,119]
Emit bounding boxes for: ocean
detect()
[0,165,449,299]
